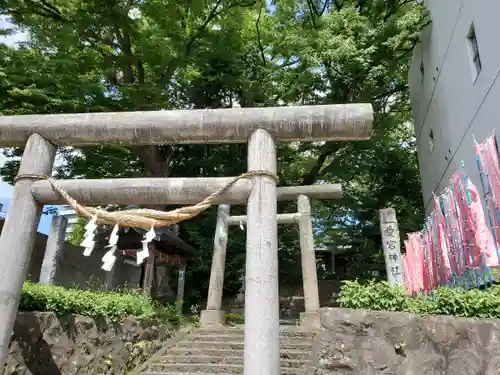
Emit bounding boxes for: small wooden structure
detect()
[101,225,196,298]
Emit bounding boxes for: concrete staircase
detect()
[141,327,316,374]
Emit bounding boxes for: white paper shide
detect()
[80,215,97,256]
[137,226,155,265]
[102,223,120,271]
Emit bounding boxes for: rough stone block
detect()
[300,311,321,330]
[5,312,174,375]
[315,308,500,375]
[200,310,226,328]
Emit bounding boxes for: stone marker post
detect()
[39,215,68,285]
[142,242,156,296]
[177,263,186,315]
[379,208,405,287]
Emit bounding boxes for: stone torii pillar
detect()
[0,134,56,366]
[0,104,373,374]
[171,224,187,315]
[201,204,230,326]
[297,195,320,328]
[245,129,279,374]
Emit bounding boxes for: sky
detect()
[0,16,27,46]
[0,17,55,234]
[0,180,55,234]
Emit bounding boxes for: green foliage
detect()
[225,312,245,325]
[0,0,430,294]
[66,217,87,246]
[20,281,181,323]
[339,280,500,319]
[339,279,409,311]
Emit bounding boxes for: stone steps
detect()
[167,348,312,360]
[141,327,315,374]
[175,340,313,351]
[144,363,305,374]
[185,334,313,345]
[158,355,308,366]
[194,328,314,338]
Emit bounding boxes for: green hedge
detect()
[339,280,500,319]
[21,281,181,323]
[225,313,244,324]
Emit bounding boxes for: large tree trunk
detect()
[136,145,176,299]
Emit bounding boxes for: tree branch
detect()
[279,58,299,68]
[319,0,331,16]
[305,0,317,28]
[137,58,145,85]
[22,0,67,22]
[300,142,342,185]
[333,0,343,11]
[372,84,408,101]
[185,0,224,54]
[255,0,266,64]
[159,0,257,88]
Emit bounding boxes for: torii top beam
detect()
[31,178,343,205]
[0,104,373,147]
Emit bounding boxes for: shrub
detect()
[225,312,244,324]
[338,280,409,312]
[20,281,180,323]
[339,279,500,319]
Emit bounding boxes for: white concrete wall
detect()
[409,0,500,213]
[58,205,78,238]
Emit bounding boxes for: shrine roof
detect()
[99,225,197,258]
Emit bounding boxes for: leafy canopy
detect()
[0,0,428,299]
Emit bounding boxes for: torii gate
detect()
[201,184,342,328]
[0,104,373,375]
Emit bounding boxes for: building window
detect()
[429,129,435,152]
[467,24,482,81]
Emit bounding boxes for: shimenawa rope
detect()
[14,171,279,229]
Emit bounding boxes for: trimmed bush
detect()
[21,281,180,322]
[225,313,244,324]
[339,280,500,319]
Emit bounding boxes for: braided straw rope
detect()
[17,170,278,229]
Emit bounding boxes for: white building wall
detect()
[409,0,500,213]
[58,205,78,238]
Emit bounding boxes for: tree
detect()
[0,0,428,299]
[266,0,428,280]
[66,217,86,246]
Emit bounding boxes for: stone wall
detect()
[0,220,49,283]
[4,312,174,375]
[223,280,342,317]
[0,220,142,291]
[50,243,143,291]
[55,242,109,290]
[55,242,142,291]
[314,308,500,375]
[26,230,48,283]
